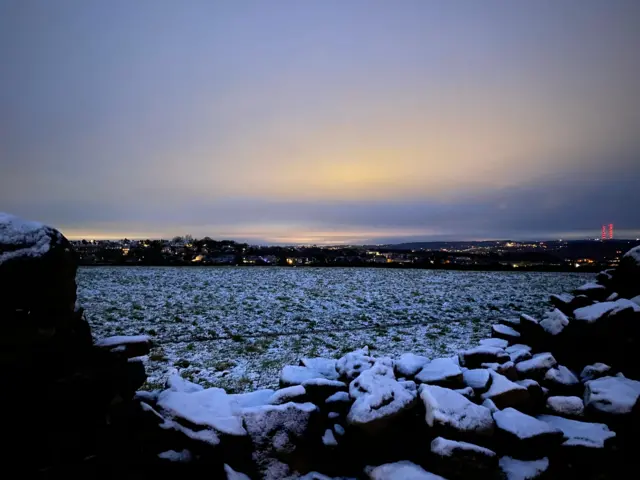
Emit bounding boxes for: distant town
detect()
[71,236,640,272]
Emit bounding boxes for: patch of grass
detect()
[174,359,190,368]
[230,334,244,342]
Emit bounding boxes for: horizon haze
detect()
[2,1,640,244]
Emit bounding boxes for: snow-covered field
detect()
[78,266,590,392]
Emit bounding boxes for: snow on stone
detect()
[326,391,350,404]
[165,373,204,393]
[539,309,568,336]
[334,424,345,436]
[224,464,252,480]
[492,324,521,340]
[482,398,499,413]
[622,245,640,265]
[366,461,446,480]
[156,387,247,436]
[300,357,339,380]
[573,298,640,323]
[328,411,339,419]
[157,449,192,463]
[545,365,579,387]
[0,213,61,265]
[322,428,338,447]
[537,415,615,449]
[394,353,430,378]
[268,386,306,405]
[580,363,611,383]
[414,357,463,386]
[481,371,529,409]
[420,384,494,436]
[95,335,151,347]
[430,436,496,458]
[479,338,509,349]
[459,346,509,368]
[605,292,619,301]
[463,369,491,391]
[499,456,549,480]
[400,380,417,392]
[515,353,557,378]
[546,396,584,417]
[584,376,640,415]
[347,367,416,429]
[280,365,327,386]
[229,389,275,409]
[336,347,375,381]
[631,294,640,306]
[493,407,562,440]
[575,282,606,292]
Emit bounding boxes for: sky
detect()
[1,0,639,244]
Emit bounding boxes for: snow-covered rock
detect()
[268,386,307,405]
[508,348,532,363]
[482,398,499,413]
[326,391,350,404]
[623,245,640,266]
[224,464,252,480]
[463,368,491,392]
[493,408,563,457]
[347,367,417,432]
[515,353,557,380]
[482,360,517,381]
[546,396,584,417]
[550,293,575,314]
[430,437,497,477]
[165,373,205,393]
[366,461,446,480]
[574,282,608,301]
[229,389,275,409]
[0,213,64,265]
[420,384,495,439]
[492,324,521,343]
[479,338,509,349]
[414,357,463,387]
[280,365,328,387]
[537,415,615,450]
[573,298,640,323]
[544,365,579,391]
[394,353,430,378]
[481,371,530,410]
[459,346,509,368]
[156,387,247,437]
[584,376,640,416]
[301,357,340,380]
[322,428,338,447]
[580,363,611,383]
[539,309,569,336]
[400,380,418,392]
[515,379,544,407]
[499,456,549,480]
[158,448,193,463]
[518,314,545,340]
[336,348,375,381]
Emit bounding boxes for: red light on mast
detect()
[609,223,614,240]
[601,225,606,240]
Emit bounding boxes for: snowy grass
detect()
[78,266,590,392]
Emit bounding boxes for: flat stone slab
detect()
[463,368,491,392]
[415,358,463,387]
[537,414,615,449]
[494,408,563,457]
[492,324,521,342]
